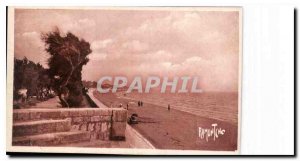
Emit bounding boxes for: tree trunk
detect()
[58,90,69,107]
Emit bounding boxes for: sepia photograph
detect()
[6,7,242,155]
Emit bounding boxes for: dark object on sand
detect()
[128,113,138,124]
[168,104,171,111]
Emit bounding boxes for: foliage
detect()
[13,57,45,100]
[41,28,92,107]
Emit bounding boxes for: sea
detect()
[118,91,239,125]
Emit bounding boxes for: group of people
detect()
[138,100,143,107]
[124,100,143,110]
[124,100,171,112]
[137,100,171,111]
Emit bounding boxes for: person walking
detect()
[168,104,171,111]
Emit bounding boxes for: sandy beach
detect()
[94,91,238,151]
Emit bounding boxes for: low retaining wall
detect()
[84,92,98,107]
[86,89,108,108]
[126,124,155,149]
[87,89,155,149]
[85,88,155,148]
[13,108,127,141]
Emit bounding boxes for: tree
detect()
[13,57,43,100]
[41,28,92,107]
[36,68,52,100]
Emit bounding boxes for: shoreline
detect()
[118,94,237,127]
[93,91,238,151]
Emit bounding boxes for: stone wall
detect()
[13,108,128,141]
[68,108,127,140]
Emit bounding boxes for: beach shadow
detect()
[137,117,159,124]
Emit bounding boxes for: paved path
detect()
[32,97,62,108]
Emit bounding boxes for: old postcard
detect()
[6,7,242,155]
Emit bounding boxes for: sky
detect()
[14,8,240,92]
